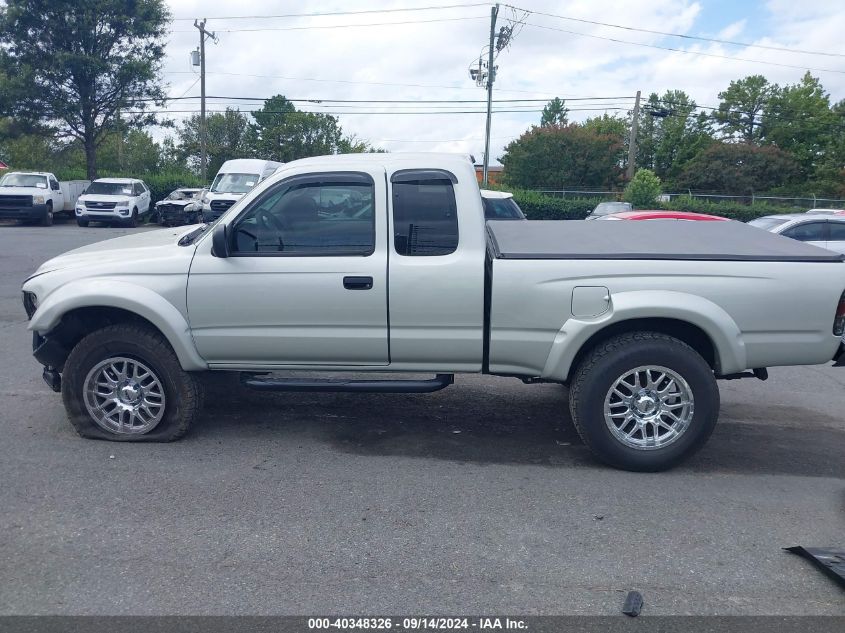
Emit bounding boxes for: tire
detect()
[126,208,138,228]
[568,331,719,472]
[76,217,89,227]
[61,323,203,442]
[40,202,53,227]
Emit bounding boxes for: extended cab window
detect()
[783,222,827,242]
[392,170,459,256]
[232,173,375,255]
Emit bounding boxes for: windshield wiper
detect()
[178,224,211,246]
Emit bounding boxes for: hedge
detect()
[509,190,813,222]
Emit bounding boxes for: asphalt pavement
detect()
[1,218,843,615]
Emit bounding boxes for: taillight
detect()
[834,291,845,336]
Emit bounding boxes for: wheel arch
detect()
[542,290,747,381]
[29,281,207,371]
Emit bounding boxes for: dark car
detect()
[155,188,204,226]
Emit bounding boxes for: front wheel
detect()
[568,331,719,472]
[61,324,203,441]
[40,202,54,226]
[76,217,89,227]
[126,208,138,228]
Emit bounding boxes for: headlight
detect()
[22,291,38,319]
[33,195,45,204]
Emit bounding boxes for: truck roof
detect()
[291,152,473,169]
[487,219,845,262]
[3,171,52,177]
[93,177,140,183]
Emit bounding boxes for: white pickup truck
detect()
[21,154,845,471]
[0,171,89,226]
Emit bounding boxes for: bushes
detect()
[51,168,204,203]
[624,169,662,208]
[509,189,597,220]
[507,189,805,222]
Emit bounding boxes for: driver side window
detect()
[232,173,375,256]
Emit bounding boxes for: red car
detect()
[598,210,729,221]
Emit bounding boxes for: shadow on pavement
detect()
[197,374,845,479]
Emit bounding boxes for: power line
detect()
[504,3,845,58]
[163,70,574,97]
[170,3,490,21]
[171,15,486,34]
[522,21,845,75]
[126,107,630,115]
[158,95,635,104]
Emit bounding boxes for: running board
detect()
[240,373,454,393]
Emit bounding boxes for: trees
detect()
[716,75,776,143]
[500,124,623,189]
[177,109,253,178]
[249,95,346,162]
[623,169,661,208]
[673,143,801,194]
[0,0,169,179]
[762,72,836,175]
[541,98,569,126]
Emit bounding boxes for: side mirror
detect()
[211,223,229,258]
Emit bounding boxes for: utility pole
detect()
[482,4,499,186]
[626,90,641,181]
[194,19,215,182]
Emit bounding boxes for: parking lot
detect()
[0,218,843,616]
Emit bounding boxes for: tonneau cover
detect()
[487,219,845,262]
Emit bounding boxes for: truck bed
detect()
[486,220,845,262]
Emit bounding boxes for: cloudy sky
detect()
[157,0,845,164]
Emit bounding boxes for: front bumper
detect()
[77,209,131,221]
[0,203,49,221]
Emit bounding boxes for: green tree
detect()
[249,95,344,162]
[0,0,170,179]
[177,108,253,178]
[763,72,836,175]
[716,75,776,143]
[582,113,628,139]
[673,143,801,194]
[500,124,623,189]
[623,168,661,208]
[540,97,569,126]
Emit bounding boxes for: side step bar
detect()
[240,373,454,393]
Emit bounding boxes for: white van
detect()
[200,159,282,221]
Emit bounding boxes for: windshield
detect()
[748,217,790,231]
[86,181,134,196]
[592,201,633,216]
[0,174,48,188]
[210,173,259,194]
[168,189,200,201]
[483,197,525,220]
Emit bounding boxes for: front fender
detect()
[541,290,746,380]
[28,279,207,371]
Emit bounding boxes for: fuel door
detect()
[571,286,610,318]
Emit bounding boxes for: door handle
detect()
[343,276,373,290]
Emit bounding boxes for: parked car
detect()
[22,153,845,472]
[0,171,89,226]
[480,190,526,220]
[154,188,204,227]
[748,213,845,254]
[200,159,283,222]
[598,210,729,221]
[586,201,632,220]
[75,178,152,227]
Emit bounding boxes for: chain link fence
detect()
[532,189,845,209]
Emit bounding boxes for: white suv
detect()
[75,178,151,227]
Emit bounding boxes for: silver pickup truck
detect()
[21,154,845,471]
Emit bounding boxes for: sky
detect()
[157,0,845,165]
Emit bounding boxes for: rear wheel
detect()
[61,323,203,442]
[568,331,719,471]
